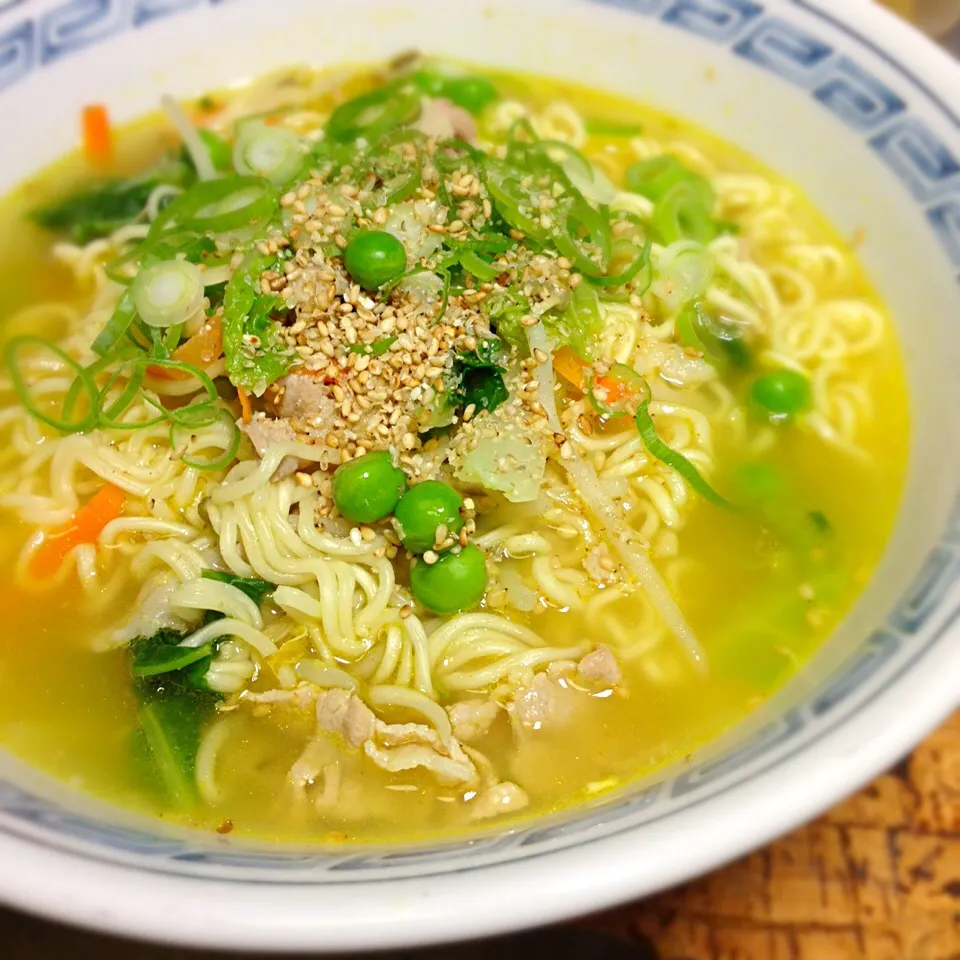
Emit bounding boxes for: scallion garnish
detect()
[635,394,728,507]
[5,337,99,434]
[232,123,305,186]
[131,260,204,329]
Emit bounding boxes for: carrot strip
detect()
[82,104,112,165]
[237,387,252,424]
[147,317,223,381]
[552,345,588,392]
[31,484,126,578]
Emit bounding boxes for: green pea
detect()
[394,481,464,553]
[730,462,786,505]
[441,76,499,114]
[750,370,811,422]
[343,231,407,290]
[409,545,487,614]
[331,451,407,524]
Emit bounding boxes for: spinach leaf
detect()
[129,628,223,808]
[202,569,274,609]
[450,337,509,415]
[32,180,158,244]
[457,336,505,369]
[32,157,193,244]
[136,689,216,808]
[222,252,294,393]
[131,628,214,679]
[457,365,509,414]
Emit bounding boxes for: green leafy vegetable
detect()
[131,628,214,679]
[450,338,509,415]
[221,252,293,393]
[201,569,274,608]
[136,689,216,808]
[129,627,222,808]
[33,179,158,244]
[458,366,509,414]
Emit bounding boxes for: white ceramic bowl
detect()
[0,0,959,952]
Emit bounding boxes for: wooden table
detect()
[1,713,956,959]
[588,711,960,959]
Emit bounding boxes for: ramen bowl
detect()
[0,0,958,952]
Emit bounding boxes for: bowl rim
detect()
[1,0,959,952]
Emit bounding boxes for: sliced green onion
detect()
[132,260,204,329]
[96,363,158,430]
[5,337,99,434]
[652,182,719,246]
[484,167,548,241]
[560,152,618,205]
[554,197,613,277]
[625,156,714,209]
[172,407,242,471]
[326,83,421,143]
[677,301,751,369]
[655,240,715,304]
[142,359,219,403]
[232,123,304,186]
[635,395,727,507]
[147,176,278,242]
[92,288,138,357]
[588,363,650,418]
[384,165,423,205]
[456,249,499,282]
[590,239,652,290]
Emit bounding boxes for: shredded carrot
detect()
[237,387,252,424]
[31,484,126,578]
[82,104,112,165]
[147,317,223,380]
[552,346,588,392]
[594,374,625,403]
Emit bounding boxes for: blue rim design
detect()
[0,0,958,881]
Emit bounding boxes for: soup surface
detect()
[0,61,907,844]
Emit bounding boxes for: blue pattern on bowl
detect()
[0,0,957,881]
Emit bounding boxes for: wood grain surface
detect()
[0,714,957,958]
[587,711,960,960]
